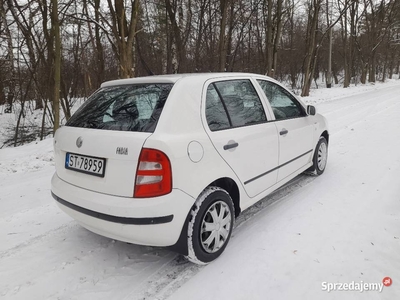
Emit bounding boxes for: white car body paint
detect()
[51,72,328,249]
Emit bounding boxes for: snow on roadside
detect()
[301,78,400,105]
[0,98,84,148]
[0,138,54,174]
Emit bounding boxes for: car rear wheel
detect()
[186,186,235,265]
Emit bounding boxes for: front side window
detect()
[66,84,173,133]
[205,79,267,131]
[257,80,305,120]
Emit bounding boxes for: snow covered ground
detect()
[1,80,400,299]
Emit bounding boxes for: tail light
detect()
[134,148,172,198]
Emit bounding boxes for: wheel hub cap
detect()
[200,201,232,253]
[317,142,327,171]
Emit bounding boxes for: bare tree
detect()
[218,0,229,71]
[1,0,15,113]
[101,0,140,78]
[51,0,60,132]
[301,0,322,96]
[2,0,400,148]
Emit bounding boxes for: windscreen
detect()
[66,83,174,133]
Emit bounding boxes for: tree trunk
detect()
[14,102,25,147]
[343,7,350,88]
[388,48,394,79]
[349,1,356,80]
[266,0,273,75]
[361,63,368,84]
[225,1,234,71]
[40,99,47,141]
[1,0,15,113]
[369,53,376,82]
[218,0,229,71]
[94,0,105,85]
[288,0,296,88]
[272,0,283,77]
[332,69,339,84]
[107,0,140,78]
[194,0,206,71]
[165,0,186,73]
[51,0,60,133]
[301,0,321,97]
[0,75,4,105]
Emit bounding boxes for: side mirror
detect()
[307,105,316,116]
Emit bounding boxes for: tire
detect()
[307,136,328,175]
[186,187,235,265]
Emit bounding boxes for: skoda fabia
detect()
[51,73,329,264]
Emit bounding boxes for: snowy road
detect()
[1,82,400,299]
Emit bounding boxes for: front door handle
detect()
[223,141,239,150]
[280,129,288,135]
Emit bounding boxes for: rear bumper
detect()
[51,173,194,247]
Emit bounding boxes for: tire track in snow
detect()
[0,221,76,260]
[312,85,399,116]
[1,225,128,299]
[317,85,399,120]
[0,202,73,253]
[127,256,203,300]
[317,86,400,137]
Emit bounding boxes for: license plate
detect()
[65,153,106,177]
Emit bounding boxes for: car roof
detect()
[101,72,276,87]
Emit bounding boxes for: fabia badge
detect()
[76,136,83,148]
[116,147,128,155]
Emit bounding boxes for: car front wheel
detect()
[186,186,235,265]
[310,136,328,175]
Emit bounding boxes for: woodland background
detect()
[0,0,399,146]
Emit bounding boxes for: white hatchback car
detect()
[51,73,328,264]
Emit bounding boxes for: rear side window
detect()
[205,79,267,131]
[66,84,173,133]
[205,85,231,131]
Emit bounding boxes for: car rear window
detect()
[66,83,174,133]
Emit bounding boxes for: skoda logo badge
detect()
[76,137,83,148]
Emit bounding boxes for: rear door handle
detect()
[280,129,288,135]
[223,142,239,150]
